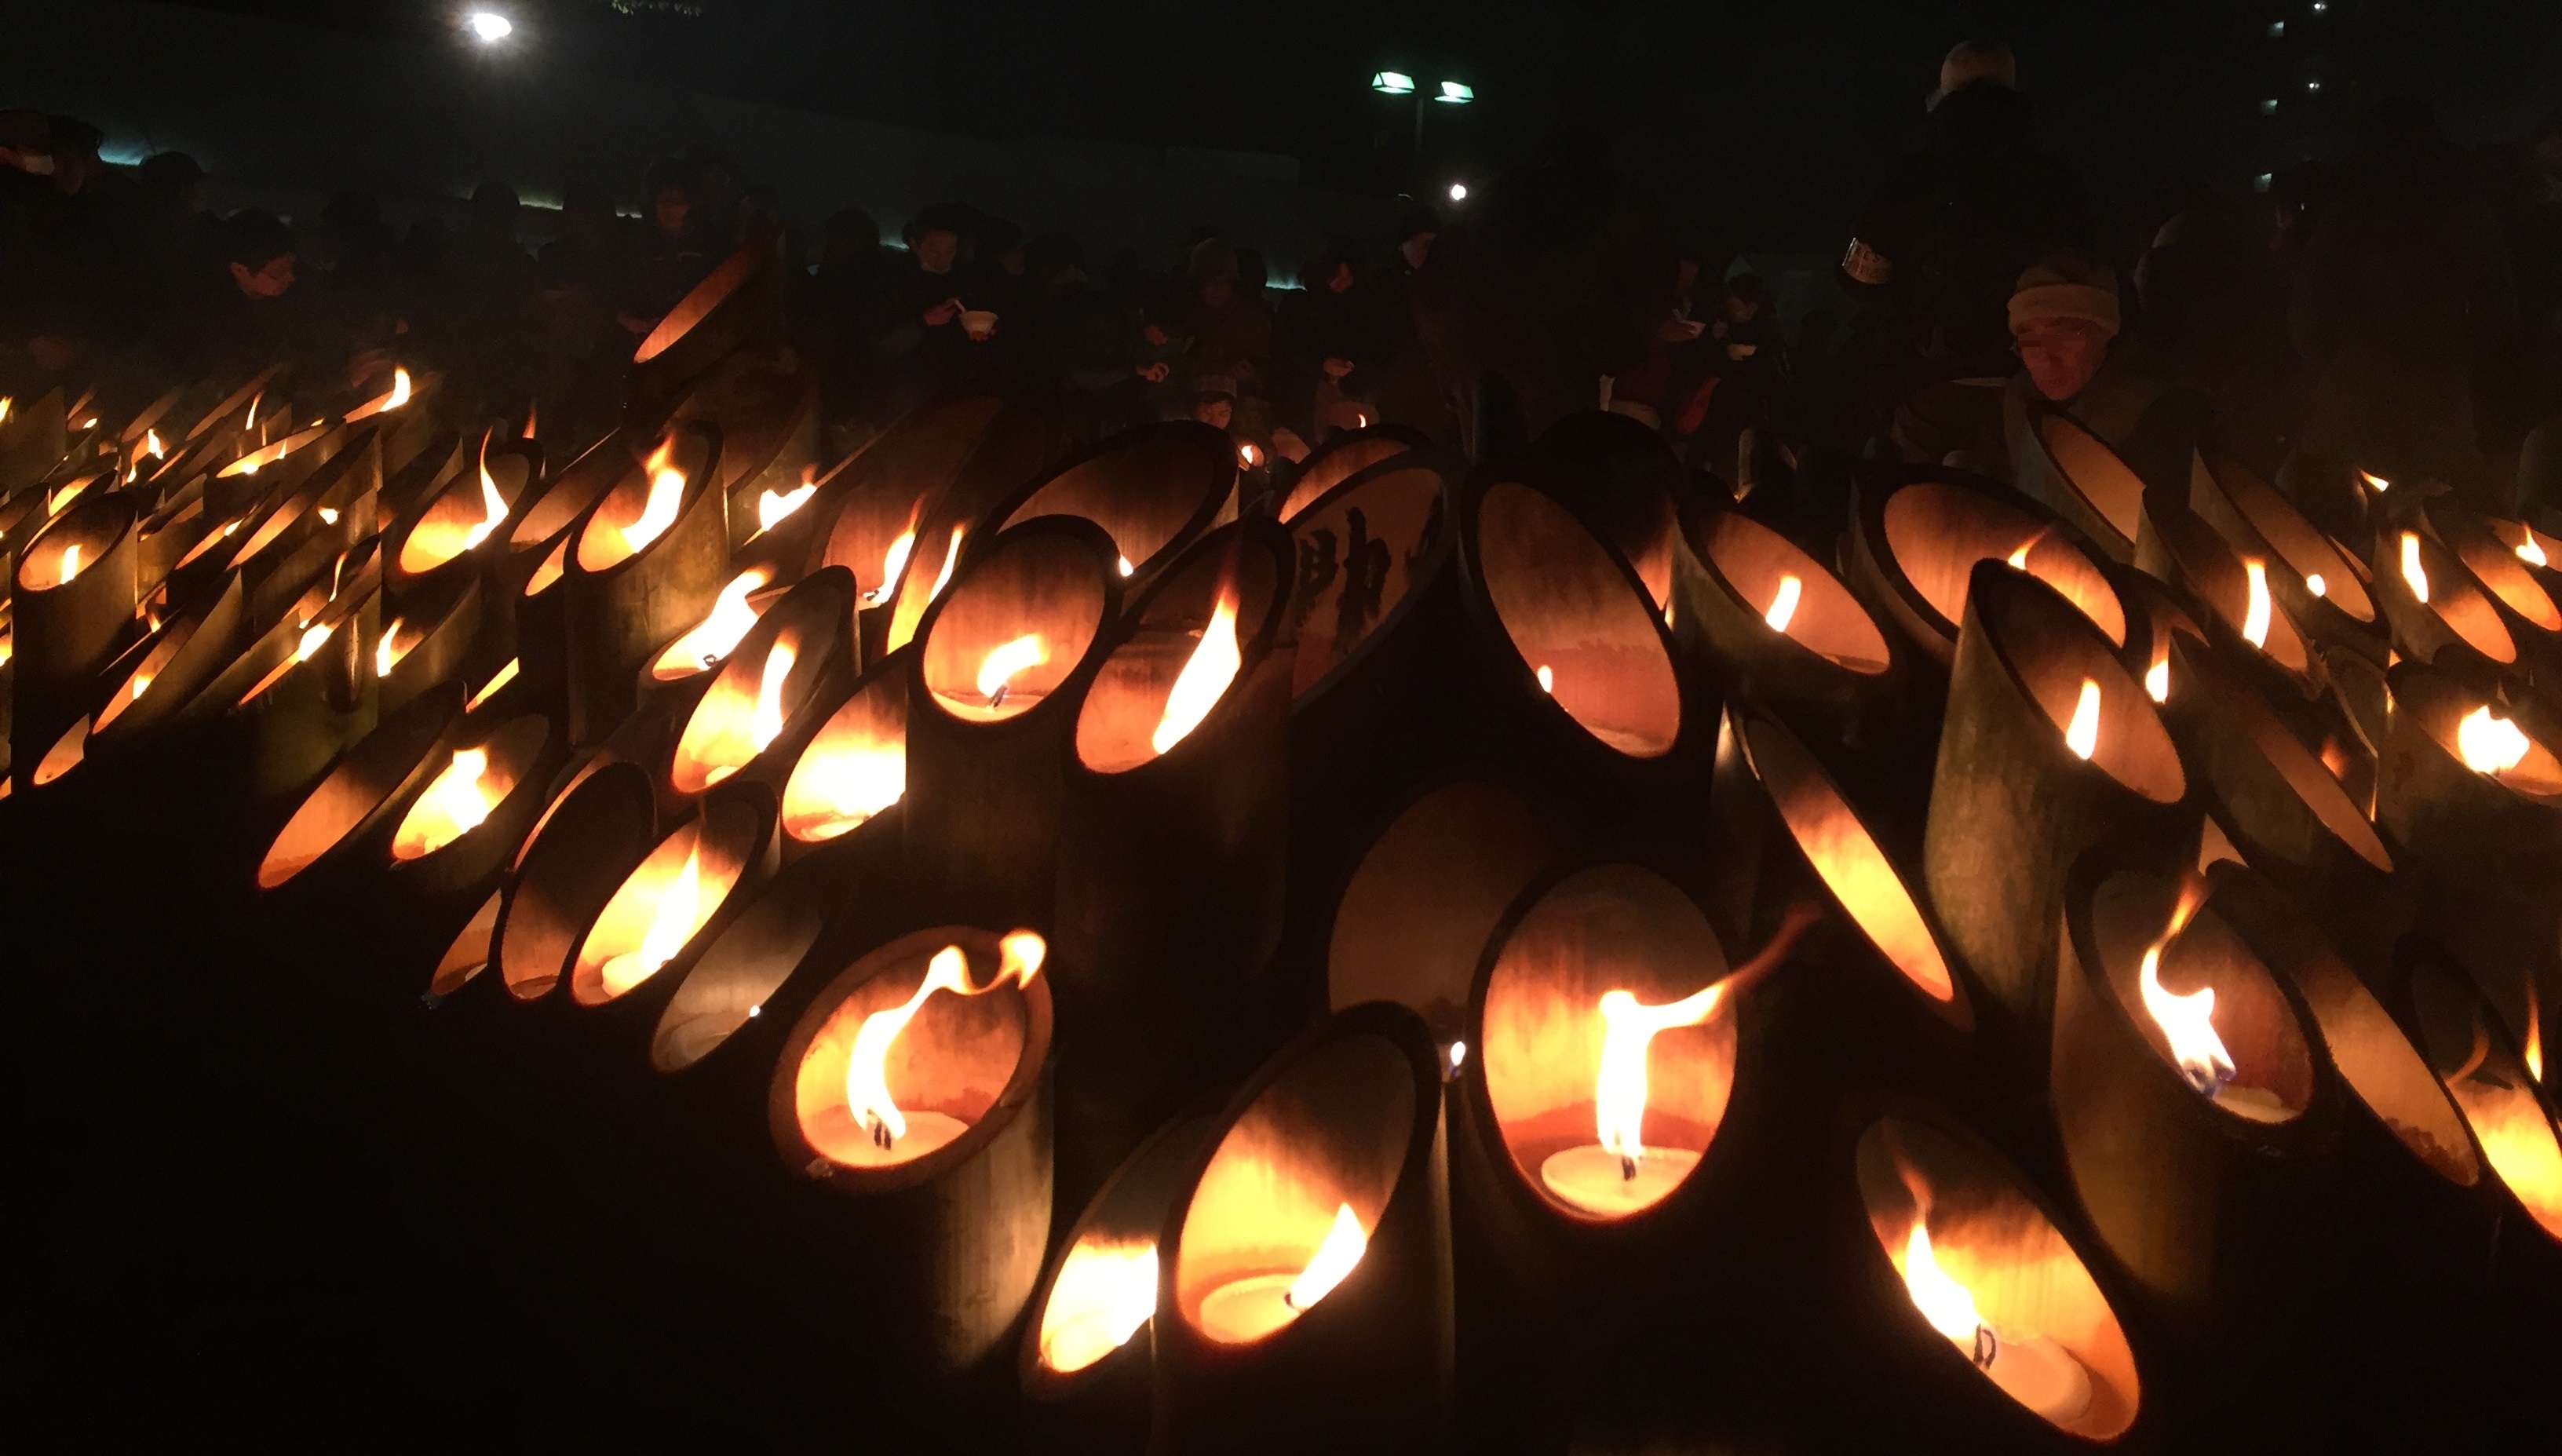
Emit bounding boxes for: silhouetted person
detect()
[619,167,713,340]
[2130,191,2291,463]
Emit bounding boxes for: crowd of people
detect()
[6,40,2562,524]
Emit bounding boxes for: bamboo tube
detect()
[563,423,725,743]
[2013,409,2145,563]
[10,491,140,788]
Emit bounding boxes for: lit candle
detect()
[1194,1202,1369,1343]
[1038,1239,1160,1374]
[1900,1212,2093,1422]
[2064,679,2100,760]
[834,934,1046,1166]
[1764,574,1802,633]
[1537,976,1731,1217]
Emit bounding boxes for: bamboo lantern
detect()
[778,648,908,859]
[689,370,822,557]
[1845,468,2130,672]
[2052,854,2341,1369]
[838,393,1058,661]
[903,515,1119,929]
[0,385,68,494]
[1708,704,1975,1101]
[87,575,250,763]
[2400,948,2562,1245]
[663,567,855,799]
[563,423,725,743]
[2135,500,2321,705]
[1923,564,2190,1053]
[213,543,382,809]
[220,429,380,629]
[1153,1002,1449,1455]
[735,446,848,586]
[382,431,536,598]
[2371,522,2515,667]
[1677,501,1903,743]
[132,488,217,600]
[990,420,1239,592]
[373,573,487,718]
[254,681,469,892]
[492,758,659,1002]
[1049,520,1294,1212]
[505,429,629,724]
[382,711,560,899]
[2013,410,2145,563]
[1021,1112,1221,1454]
[1273,425,1425,522]
[566,783,776,1013]
[340,366,443,477]
[2190,451,2383,664]
[1524,411,1684,615]
[2430,502,2562,688]
[768,925,1055,1412]
[628,238,778,415]
[11,490,139,789]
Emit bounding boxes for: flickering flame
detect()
[1594,976,1733,1170]
[2242,559,2272,648]
[1765,574,1803,633]
[1285,1205,1367,1314]
[2523,536,2551,569]
[978,634,1049,708]
[622,440,686,553]
[1151,586,1243,755]
[48,479,86,515]
[1118,555,1136,578]
[386,367,411,407]
[1903,1217,1987,1346]
[376,618,407,677]
[2137,880,2230,1097]
[522,403,538,440]
[1038,1240,1161,1374]
[57,543,81,584]
[867,519,920,605]
[2400,532,2429,604]
[463,462,507,550]
[2362,470,2391,493]
[401,748,496,856]
[318,507,340,526]
[599,847,703,997]
[2528,979,2546,1084]
[2457,706,2532,775]
[755,473,819,535]
[653,568,769,679]
[1239,442,1262,468]
[923,524,965,604]
[131,670,154,702]
[144,429,163,458]
[295,622,334,662]
[2064,679,2101,760]
[809,737,904,832]
[1536,664,1554,694]
[748,640,797,754]
[843,939,1046,1150]
[465,658,520,713]
[2006,530,2047,571]
[2144,654,2169,702]
[2306,573,2327,598]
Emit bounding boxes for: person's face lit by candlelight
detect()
[2016,318,2110,403]
[1400,232,1436,271]
[1327,261,1356,294]
[914,228,960,276]
[1192,394,1234,431]
[651,185,690,237]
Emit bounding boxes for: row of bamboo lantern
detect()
[11,237,2562,1451]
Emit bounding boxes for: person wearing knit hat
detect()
[1930,41,2018,109]
[2009,250,2121,403]
[1998,249,2208,499]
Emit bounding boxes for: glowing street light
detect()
[1447,182,1469,203]
[1436,81,1476,104]
[1371,71,1416,95]
[466,10,513,43]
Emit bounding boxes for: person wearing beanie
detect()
[1997,249,2205,499]
[1840,39,2093,467]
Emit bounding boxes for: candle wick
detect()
[866,1114,894,1151]
[987,683,1008,710]
[1618,1153,1637,1181]
[1971,1325,1998,1370]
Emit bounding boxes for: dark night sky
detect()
[151,1,2562,249]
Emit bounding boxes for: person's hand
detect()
[27,335,76,372]
[1136,361,1170,384]
[923,298,962,327]
[1323,356,1356,380]
[347,348,393,390]
[1270,426,1310,465]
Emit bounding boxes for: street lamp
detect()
[1373,70,1474,184]
[466,10,513,43]
[1436,82,1475,104]
[1371,71,1416,95]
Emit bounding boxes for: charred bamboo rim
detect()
[998,420,1238,580]
[184,367,279,443]
[2196,452,2377,623]
[2207,866,2477,1184]
[2404,950,2562,1241]
[389,713,551,863]
[1967,565,2185,803]
[668,572,851,795]
[1024,1111,1218,1392]
[427,888,505,999]
[1285,457,1451,701]
[918,519,1111,724]
[31,714,87,787]
[17,489,134,593]
[2075,863,2322,1132]
[1327,781,1555,1045]
[781,651,908,845]
[1868,475,2126,652]
[1855,1108,2141,1440]
[1476,863,1736,1222]
[1277,427,1425,523]
[498,759,658,1000]
[237,584,374,709]
[1170,1003,1436,1345]
[2389,665,2562,802]
[2147,504,2312,676]
[633,238,769,365]
[646,571,788,684]
[1073,522,1290,774]
[2165,637,2392,872]
[95,612,201,732]
[775,925,1052,1188]
[649,844,845,1071]
[2034,413,2144,550]
[568,791,765,1006]
[214,421,328,481]
[257,682,466,889]
[396,448,529,578]
[1692,506,1892,675]
[2440,515,2562,634]
[2384,529,2515,663]
[1727,706,1969,1019]
[1470,478,1682,758]
[509,430,625,556]
[573,429,717,574]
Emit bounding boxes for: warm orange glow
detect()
[48,478,89,515]
[463,462,507,551]
[1195,1203,1373,1344]
[2522,536,2551,569]
[2458,706,2532,776]
[2400,531,2429,604]
[2528,979,2545,1084]
[2006,529,2047,571]
[144,429,163,458]
[1889,1163,2097,1422]
[1039,1240,1160,1374]
[2241,559,2272,648]
[747,640,796,754]
[395,748,496,858]
[1594,978,1731,1166]
[295,622,335,662]
[2137,881,2230,1097]
[1764,574,1803,633]
[465,658,520,713]
[2362,470,2391,493]
[924,524,965,601]
[1150,586,1243,755]
[57,543,81,584]
[1536,664,1554,694]
[317,507,341,527]
[1903,1217,1986,1344]
[2064,679,2101,759]
[526,539,568,596]
[651,568,770,679]
[977,634,1049,709]
[2306,572,2327,598]
[843,937,1046,1155]
[1117,554,1136,578]
[623,440,686,554]
[387,367,411,408]
[865,517,919,606]
[1286,1204,1367,1309]
[754,475,819,535]
[1239,441,1263,468]
[598,847,703,998]
[375,618,407,677]
[2144,654,2169,702]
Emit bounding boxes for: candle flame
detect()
[756,479,819,535]
[522,403,538,440]
[295,622,335,662]
[2528,978,2546,1084]
[2457,705,2531,775]
[748,639,797,754]
[2144,654,2169,702]
[867,520,920,605]
[1118,554,1136,578]
[2400,531,2429,604]
[376,618,406,677]
[1594,976,1733,1170]
[1903,1218,1987,1347]
[1151,585,1243,755]
[2064,679,2101,760]
[463,462,507,550]
[2242,559,2272,648]
[2362,470,2391,493]
[653,568,771,678]
[623,440,686,553]
[400,747,495,856]
[1765,574,1803,633]
[2306,572,2327,598]
[2137,878,2232,1097]
[1283,1205,1368,1313]
[2007,529,2048,570]
[1239,441,1262,468]
[144,428,163,458]
[2523,536,2551,569]
[843,937,1046,1149]
[57,543,81,584]
[1536,664,1554,694]
[465,658,520,713]
[599,846,704,997]
[387,367,411,407]
[318,507,341,527]
[978,634,1049,708]
[1038,1240,1161,1374]
[924,524,966,605]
